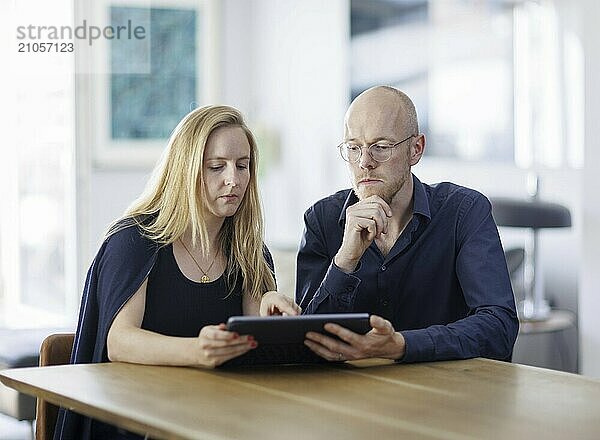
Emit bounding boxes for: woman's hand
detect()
[259,291,302,316]
[195,324,256,368]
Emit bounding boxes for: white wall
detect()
[579,0,600,377]
[88,171,150,248]
[239,0,350,248]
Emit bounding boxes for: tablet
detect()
[222,313,371,367]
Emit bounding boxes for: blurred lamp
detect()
[491,195,571,321]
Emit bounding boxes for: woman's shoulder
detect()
[100,218,161,264]
[262,243,274,268]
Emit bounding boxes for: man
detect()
[297,86,518,363]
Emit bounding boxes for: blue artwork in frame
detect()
[110,6,197,140]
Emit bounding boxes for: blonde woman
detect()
[55,105,299,440]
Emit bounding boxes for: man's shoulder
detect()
[429,181,487,203]
[426,181,490,215]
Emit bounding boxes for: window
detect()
[0,0,76,327]
[351,0,514,162]
[350,0,583,168]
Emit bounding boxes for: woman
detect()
[54,105,299,439]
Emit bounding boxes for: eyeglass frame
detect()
[337,134,416,163]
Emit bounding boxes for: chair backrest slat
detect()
[35,333,75,440]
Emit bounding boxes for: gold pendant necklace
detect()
[179,238,218,283]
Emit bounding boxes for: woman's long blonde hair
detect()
[107,105,276,300]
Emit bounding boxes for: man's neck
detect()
[388,174,414,231]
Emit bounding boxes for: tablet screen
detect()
[222,313,371,366]
[226,313,371,344]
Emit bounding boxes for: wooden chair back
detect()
[35,333,75,440]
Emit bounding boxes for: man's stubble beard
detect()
[353,170,409,205]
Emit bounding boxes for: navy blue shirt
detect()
[296,174,518,363]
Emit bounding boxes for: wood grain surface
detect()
[2,358,600,439]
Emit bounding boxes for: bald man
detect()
[297,86,518,363]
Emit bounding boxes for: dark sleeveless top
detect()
[142,243,244,335]
[93,244,244,440]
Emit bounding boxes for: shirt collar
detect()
[412,174,431,220]
[338,173,431,227]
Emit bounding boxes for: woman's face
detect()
[202,125,251,220]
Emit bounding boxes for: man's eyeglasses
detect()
[337,135,416,163]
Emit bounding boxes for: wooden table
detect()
[1,358,600,439]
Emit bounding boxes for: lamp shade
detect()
[490,197,571,229]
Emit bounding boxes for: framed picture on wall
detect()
[78,0,220,168]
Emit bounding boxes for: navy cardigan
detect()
[54,224,160,439]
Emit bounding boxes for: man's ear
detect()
[410,134,425,166]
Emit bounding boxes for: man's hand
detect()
[304,315,405,361]
[259,291,302,316]
[334,195,392,273]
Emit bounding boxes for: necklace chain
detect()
[179,238,219,283]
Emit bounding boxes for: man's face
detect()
[344,104,413,204]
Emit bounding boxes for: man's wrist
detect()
[386,332,406,361]
[334,253,360,273]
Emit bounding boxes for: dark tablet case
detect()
[222,313,370,366]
